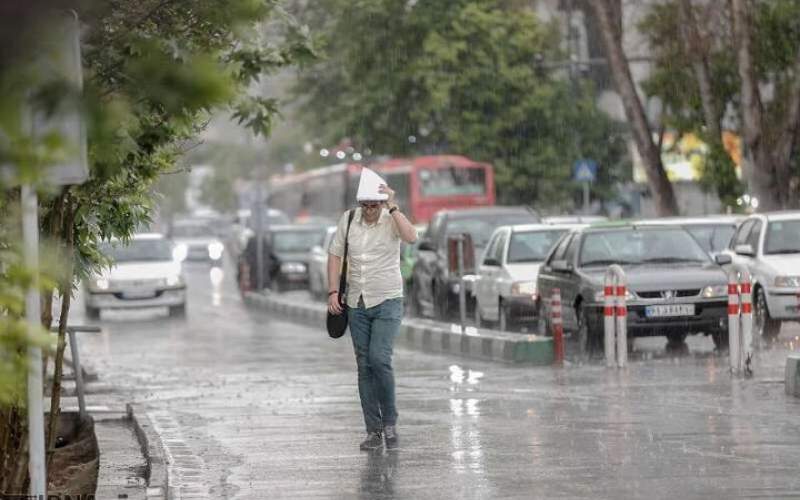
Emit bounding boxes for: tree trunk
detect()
[46,197,76,466]
[731,0,783,210]
[590,0,679,215]
[680,0,721,141]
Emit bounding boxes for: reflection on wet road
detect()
[72,261,800,499]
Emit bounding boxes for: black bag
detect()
[326,209,356,339]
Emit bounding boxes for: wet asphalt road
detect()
[72,261,800,500]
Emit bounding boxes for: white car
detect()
[474,223,582,331]
[85,233,187,318]
[170,218,225,264]
[308,226,337,300]
[724,211,800,340]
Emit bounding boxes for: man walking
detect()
[327,168,417,450]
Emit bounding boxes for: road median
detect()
[244,291,553,365]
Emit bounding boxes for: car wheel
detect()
[711,330,728,351]
[169,304,186,318]
[85,305,100,320]
[666,333,687,346]
[576,306,599,359]
[499,299,509,331]
[754,287,780,342]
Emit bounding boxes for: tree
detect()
[293,0,630,210]
[0,0,313,491]
[589,0,679,216]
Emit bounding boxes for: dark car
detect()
[410,206,539,319]
[238,225,326,292]
[536,223,731,355]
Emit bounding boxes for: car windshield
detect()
[507,229,567,263]
[272,230,324,253]
[685,224,736,253]
[764,220,800,254]
[172,223,214,238]
[446,213,538,246]
[579,228,710,267]
[101,239,173,263]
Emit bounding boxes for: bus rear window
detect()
[418,167,486,197]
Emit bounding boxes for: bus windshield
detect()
[419,167,486,197]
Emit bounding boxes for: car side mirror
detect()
[734,244,755,256]
[483,258,500,267]
[714,253,732,265]
[551,260,572,273]
[418,239,435,252]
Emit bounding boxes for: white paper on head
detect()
[356,167,389,201]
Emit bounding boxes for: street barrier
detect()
[603,265,627,368]
[786,354,800,397]
[550,288,564,365]
[447,233,474,333]
[727,264,754,377]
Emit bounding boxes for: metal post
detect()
[615,281,628,368]
[728,264,753,376]
[603,280,615,368]
[67,329,86,421]
[22,184,46,497]
[457,236,467,332]
[254,180,264,291]
[604,264,627,368]
[551,288,564,365]
[582,181,590,213]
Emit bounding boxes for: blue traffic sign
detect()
[573,159,598,183]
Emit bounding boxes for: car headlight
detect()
[702,285,729,298]
[166,274,183,287]
[594,288,636,302]
[280,262,307,273]
[511,281,536,296]
[93,278,109,291]
[173,243,188,262]
[207,241,224,260]
[775,276,800,287]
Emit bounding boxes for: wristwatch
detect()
[388,205,399,214]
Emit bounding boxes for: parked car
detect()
[238,225,326,292]
[230,208,291,261]
[475,223,581,331]
[410,206,540,319]
[84,233,187,318]
[723,211,800,341]
[169,217,226,264]
[308,226,337,300]
[536,223,731,355]
[638,215,742,255]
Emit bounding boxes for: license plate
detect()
[123,289,155,299]
[645,304,695,318]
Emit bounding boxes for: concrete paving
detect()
[69,260,800,499]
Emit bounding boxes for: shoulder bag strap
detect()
[338,209,356,304]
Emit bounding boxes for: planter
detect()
[47,412,99,496]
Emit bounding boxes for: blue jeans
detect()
[348,297,403,433]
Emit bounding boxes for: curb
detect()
[786,354,800,398]
[127,403,170,499]
[245,291,553,365]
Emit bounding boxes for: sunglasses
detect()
[359,202,382,209]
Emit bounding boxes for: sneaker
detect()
[359,431,383,451]
[384,425,398,449]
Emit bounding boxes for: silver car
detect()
[724,211,800,340]
[474,223,581,331]
[308,226,337,300]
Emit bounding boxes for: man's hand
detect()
[379,184,396,205]
[328,292,343,315]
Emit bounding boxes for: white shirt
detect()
[329,208,405,308]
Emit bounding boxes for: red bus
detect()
[268,155,496,224]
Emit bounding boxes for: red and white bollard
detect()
[551,288,564,366]
[728,264,753,376]
[604,264,627,368]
